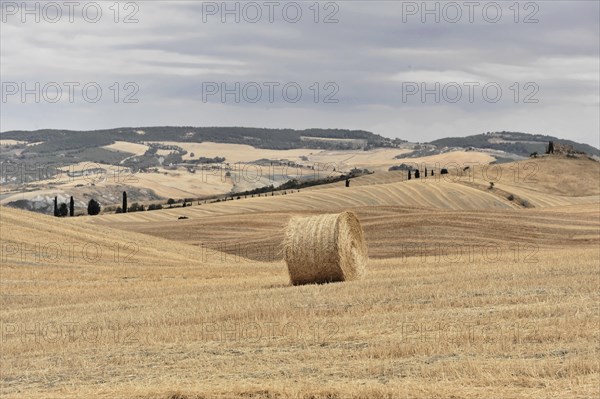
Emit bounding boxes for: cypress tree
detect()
[69,196,74,217]
[122,191,128,213]
[408,170,412,180]
[415,169,420,179]
[53,196,58,217]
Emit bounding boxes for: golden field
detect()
[1,155,599,398]
[0,144,503,206]
[103,141,151,156]
[149,141,496,172]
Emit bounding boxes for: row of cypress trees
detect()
[407,168,436,180]
[53,194,106,217]
[53,196,73,217]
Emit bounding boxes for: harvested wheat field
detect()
[4,0,599,395]
[150,141,321,163]
[85,158,600,260]
[1,154,599,398]
[103,141,151,156]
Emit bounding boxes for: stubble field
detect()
[1,156,599,398]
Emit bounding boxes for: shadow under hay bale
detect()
[283,211,368,286]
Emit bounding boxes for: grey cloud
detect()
[0,0,598,147]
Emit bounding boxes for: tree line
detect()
[53,196,100,217]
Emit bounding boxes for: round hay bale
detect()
[283,211,368,285]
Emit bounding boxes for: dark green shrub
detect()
[58,203,69,217]
[87,199,101,216]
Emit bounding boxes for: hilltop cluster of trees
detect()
[187,156,226,164]
[388,163,415,171]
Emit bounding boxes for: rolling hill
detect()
[430,131,600,157]
[2,128,598,217]
[0,126,393,151]
[84,157,600,262]
[2,164,599,398]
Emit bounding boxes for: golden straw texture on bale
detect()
[283,211,368,285]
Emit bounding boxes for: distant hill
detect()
[3,127,595,156]
[429,131,599,157]
[0,126,393,151]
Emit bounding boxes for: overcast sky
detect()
[1,0,598,146]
